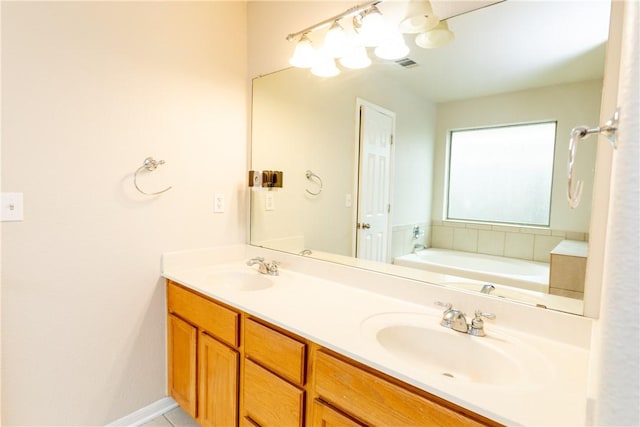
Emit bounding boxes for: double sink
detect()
[201,264,553,389]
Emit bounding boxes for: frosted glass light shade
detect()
[415,21,454,48]
[374,32,410,60]
[322,21,348,58]
[399,0,439,33]
[289,34,316,68]
[311,55,340,77]
[399,14,440,34]
[339,45,372,69]
[357,6,388,47]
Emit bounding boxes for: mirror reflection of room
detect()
[250,0,610,314]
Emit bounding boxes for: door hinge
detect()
[388,204,391,213]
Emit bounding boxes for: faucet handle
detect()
[434,301,453,311]
[474,310,496,320]
[469,310,495,337]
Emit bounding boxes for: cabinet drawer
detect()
[314,350,494,427]
[244,318,306,385]
[167,281,239,347]
[243,359,304,427]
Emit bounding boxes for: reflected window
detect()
[446,122,557,226]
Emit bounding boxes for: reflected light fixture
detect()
[374,30,410,60]
[311,54,341,77]
[286,0,455,78]
[289,33,316,68]
[415,20,454,48]
[354,5,389,47]
[399,0,440,34]
[322,20,348,58]
[340,44,372,69]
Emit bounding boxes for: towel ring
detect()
[134,157,172,196]
[305,170,323,195]
[567,110,618,208]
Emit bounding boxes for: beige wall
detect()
[1,2,247,425]
[432,79,603,232]
[251,67,434,256]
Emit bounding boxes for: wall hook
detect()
[134,157,172,196]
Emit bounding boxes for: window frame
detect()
[444,121,558,228]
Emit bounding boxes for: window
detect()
[446,122,557,227]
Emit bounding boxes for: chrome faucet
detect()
[246,257,279,276]
[480,284,496,294]
[435,302,495,336]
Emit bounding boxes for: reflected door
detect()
[356,101,394,262]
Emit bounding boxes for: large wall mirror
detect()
[250,0,613,316]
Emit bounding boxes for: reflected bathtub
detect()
[393,248,549,293]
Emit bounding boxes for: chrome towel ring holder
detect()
[567,110,618,208]
[305,170,323,195]
[134,157,172,196]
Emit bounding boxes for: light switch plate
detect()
[214,193,225,213]
[265,192,275,211]
[1,192,24,221]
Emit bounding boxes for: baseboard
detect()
[105,397,178,427]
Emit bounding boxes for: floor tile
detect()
[140,415,173,427]
[163,406,199,427]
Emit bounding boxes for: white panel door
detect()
[356,102,394,262]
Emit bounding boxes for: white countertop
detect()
[162,245,592,426]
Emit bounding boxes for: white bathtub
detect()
[393,248,550,293]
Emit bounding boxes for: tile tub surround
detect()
[430,220,588,263]
[162,245,593,426]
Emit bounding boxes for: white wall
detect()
[1,2,247,425]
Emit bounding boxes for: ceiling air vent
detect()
[395,57,418,68]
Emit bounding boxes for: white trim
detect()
[105,397,178,427]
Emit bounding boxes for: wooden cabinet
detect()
[242,318,307,427]
[198,332,239,427]
[243,359,304,427]
[167,281,240,426]
[313,349,498,427]
[310,400,365,427]
[167,314,197,418]
[166,280,501,427]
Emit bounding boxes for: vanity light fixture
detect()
[354,5,389,47]
[374,29,410,60]
[340,44,372,69]
[322,20,348,58]
[286,0,454,78]
[289,33,317,68]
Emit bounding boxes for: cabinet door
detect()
[198,332,239,427]
[311,400,365,427]
[168,314,197,419]
[243,359,304,427]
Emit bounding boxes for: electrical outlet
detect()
[345,194,352,208]
[214,193,225,213]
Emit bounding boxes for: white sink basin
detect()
[361,312,553,388]
[206,270,273,291]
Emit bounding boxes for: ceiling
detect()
[371,0,612,102]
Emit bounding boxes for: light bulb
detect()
[289,34,317,68]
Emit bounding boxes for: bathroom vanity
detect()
[163,245,592,426]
